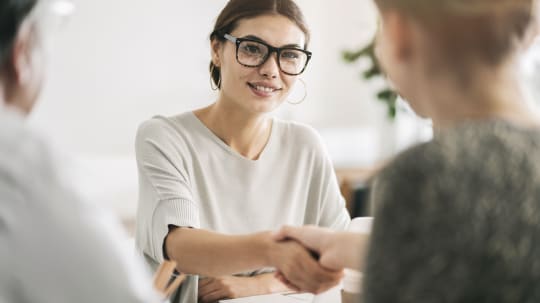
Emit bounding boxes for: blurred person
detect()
[0,0,157,302]
[276,0,540,301]
[134,0,350,302]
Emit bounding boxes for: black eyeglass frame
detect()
[221,33,312,76]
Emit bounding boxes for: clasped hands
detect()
[198,226,348,303]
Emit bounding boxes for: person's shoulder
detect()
[377,140,439,186]
[275,119,325,148]
[0,109,55,179]
[434,120,540,170]
[135,112,203,150]
[378,119,540,189]
[136,112,195,138]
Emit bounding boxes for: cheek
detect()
[281,74,297,91]
[375,35,392,73]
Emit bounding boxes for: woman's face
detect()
[212,14,306,115]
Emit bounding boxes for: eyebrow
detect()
[242,35,303,49]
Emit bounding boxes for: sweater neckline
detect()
[187,111,277,163]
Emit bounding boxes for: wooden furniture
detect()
[335,166,380,216]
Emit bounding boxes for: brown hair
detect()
[374,0,536,67]
[0,0,38,72]
[209,0,310,89]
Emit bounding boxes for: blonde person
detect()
[134,0,351,302]
[0,0,157,302]
[277,0,540,301]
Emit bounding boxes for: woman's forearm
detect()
[255,272,292,293]
[165,228,273,276]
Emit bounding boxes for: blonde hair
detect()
[375,0,537,65]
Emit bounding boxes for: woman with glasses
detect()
[276,0,540,301]
[134,0,350,302]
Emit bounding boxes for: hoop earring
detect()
[287,78,307,105]
[210,65,222,91]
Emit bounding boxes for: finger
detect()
[277,244,322,292]
[281,264,314,292]
[279,277,300,292]
[198,280,221,299]
[295,254,340,293]
[312,265,343,284]
[200,288,228,303]
[275,272,295,289]
[272,226,292,241]
[198,277,214,288]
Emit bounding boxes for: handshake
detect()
[270,223,370,294]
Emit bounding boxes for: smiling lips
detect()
[248,82,282,97]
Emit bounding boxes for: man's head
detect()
[0,0,45,115]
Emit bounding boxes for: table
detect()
[219,286,341,302]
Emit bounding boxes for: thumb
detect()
[272,226,292,241]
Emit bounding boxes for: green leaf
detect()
[342,35,399,120]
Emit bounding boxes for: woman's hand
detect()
[197,273,289,303]
[267,239,343,294]
[274,225,368,271]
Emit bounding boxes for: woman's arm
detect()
[197,273,291,303]
[166,227,343,294]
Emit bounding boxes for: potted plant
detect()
[342,38,398,119]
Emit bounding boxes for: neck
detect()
[194,100,273,160]
[418,59,540,130]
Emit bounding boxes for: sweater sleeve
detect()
[135,118,200,264]
[363,143,454,303]
[302,127,350,230]
[316,149,351,230]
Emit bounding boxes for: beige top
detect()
[135,112,350,303]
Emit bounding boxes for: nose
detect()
[259,52,280,79]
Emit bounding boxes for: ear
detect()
[10,21,34,86]
[381,10,414,62]
[210,39,223,67]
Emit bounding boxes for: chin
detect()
[250,104,278,114]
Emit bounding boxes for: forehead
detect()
[231,14,306,47]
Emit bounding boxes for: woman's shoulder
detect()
[137,112,206,143]
[135,111,202,152]
[274,118,325,148]
[137,112,196,135]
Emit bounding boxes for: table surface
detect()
[219,286,341,302]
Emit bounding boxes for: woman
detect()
[134,0,350,302]
[277,0,540,301]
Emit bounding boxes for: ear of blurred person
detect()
[0,0,45,114]
[0,1,158,302]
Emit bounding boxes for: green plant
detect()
[342,38,398,119]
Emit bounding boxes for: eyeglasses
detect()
[221,33,312,76]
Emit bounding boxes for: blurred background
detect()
[27,0,539,229]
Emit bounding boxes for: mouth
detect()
[247,82,282,97]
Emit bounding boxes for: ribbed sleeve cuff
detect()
[152,198,200,263]
[328,207,352,231]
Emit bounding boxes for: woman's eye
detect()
[282,51,300,60]
[242,44,262,54]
